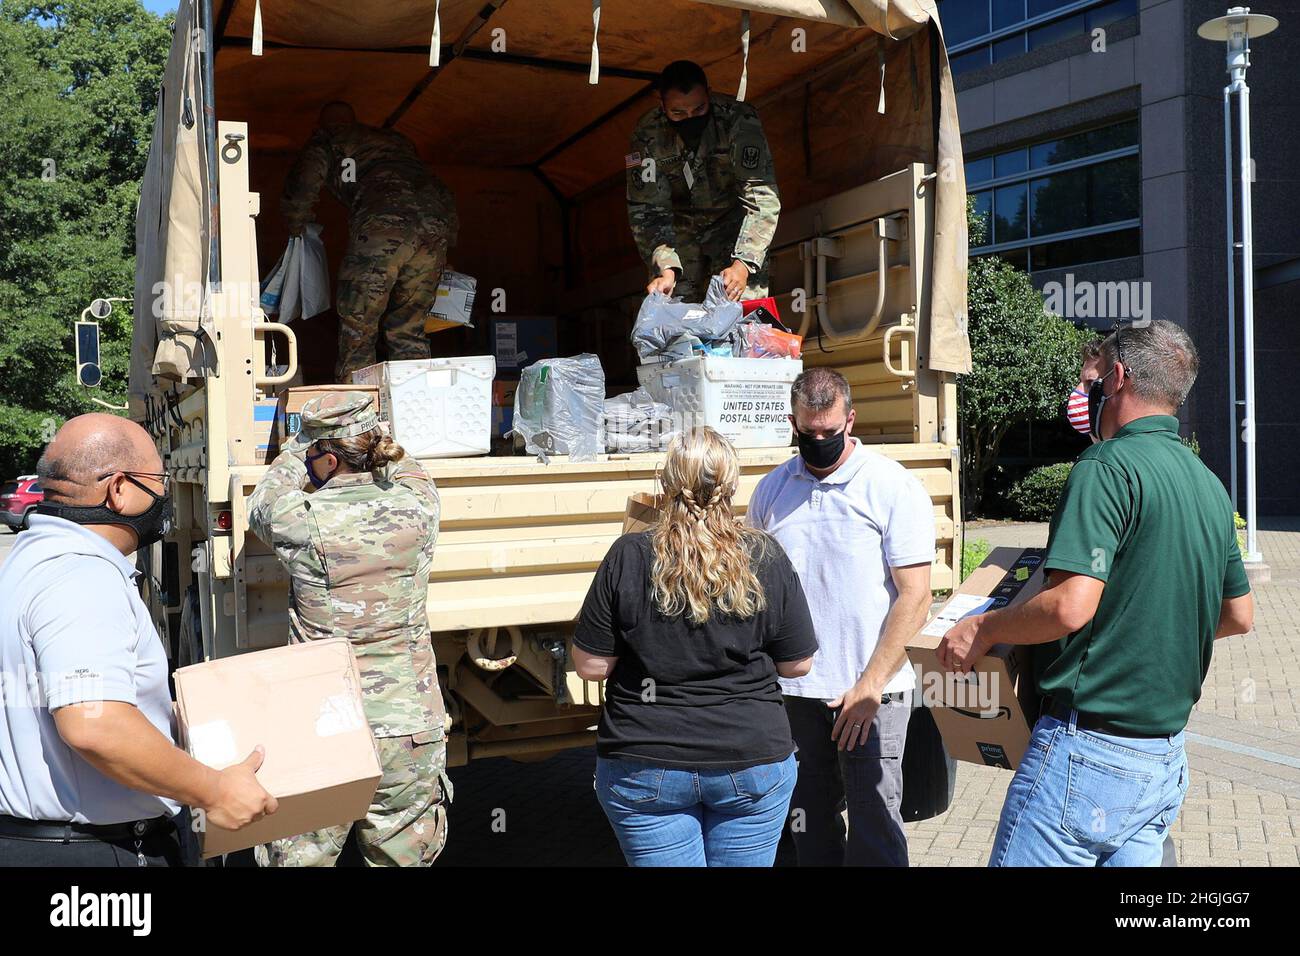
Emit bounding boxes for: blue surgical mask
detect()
[305,448,333,489]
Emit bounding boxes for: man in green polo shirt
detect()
[938,320,1254,866]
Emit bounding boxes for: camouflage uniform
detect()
[626,94,780,301]
[247,392,452,867]
[281,124,460,381]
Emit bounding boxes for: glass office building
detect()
[937,0,1299,515]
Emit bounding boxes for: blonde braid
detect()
[650,428,767,625]
[679,487,706,523]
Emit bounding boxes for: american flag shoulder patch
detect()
[624,151,642,169]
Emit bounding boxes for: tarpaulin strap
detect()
[180,24,196,127]
[737,9,750,102]
[877,36,886,115]
[430,0,441,67]
[252,0,263,56]
[589,0,600,84]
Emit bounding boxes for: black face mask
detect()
[37,474,172,550]
[669,113,709,145]
[1087,366,1117,442]
[797,427,847,471]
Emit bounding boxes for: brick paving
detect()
[908,518,1300,867]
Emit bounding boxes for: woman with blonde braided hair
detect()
[650,427,769,624]
[573,427,818,867]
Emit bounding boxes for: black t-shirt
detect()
[573,531,818,770]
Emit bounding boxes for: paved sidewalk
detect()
[908,519,1300,867]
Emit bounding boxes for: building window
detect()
[968,120,1140,273]
[938,0,1138,76]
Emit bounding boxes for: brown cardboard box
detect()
[906,547,1047,771]
[622,493,664,534]
[174,639,382,858]
[278,384,381,443]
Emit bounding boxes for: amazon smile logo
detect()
[951,705,1012,721]
[916,668,1000,712]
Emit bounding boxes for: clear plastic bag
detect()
[630,275,744,359]
[603,387,677,453]
[512,354,606,463]
[740,322,803,359]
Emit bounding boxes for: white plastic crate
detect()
[351,356,495,458]
[636,355,802,448]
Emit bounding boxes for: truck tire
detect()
[900,704,957,822]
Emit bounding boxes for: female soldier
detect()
[248,391,450,867]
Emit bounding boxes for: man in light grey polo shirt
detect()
[748,368,934,866]
[0,413,276,866]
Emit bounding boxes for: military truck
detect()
[127,0,971,769]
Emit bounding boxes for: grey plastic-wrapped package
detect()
[603,387,677,453]
[631,275,743,359]
[512,354,606,463]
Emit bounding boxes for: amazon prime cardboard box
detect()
[906,548,1046,771]
[278,383,382,443]
[174,639,382,858]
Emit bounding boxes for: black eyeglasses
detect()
[97,471,171,494]
[1111,320,1133,381]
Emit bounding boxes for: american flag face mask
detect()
[1066,388,1091,434]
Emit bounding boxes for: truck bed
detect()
[222,441,959,650]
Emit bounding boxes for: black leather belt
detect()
[1042,697,1169,739]
[0,813,172,843]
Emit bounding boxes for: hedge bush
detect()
[1006,462,1074,522]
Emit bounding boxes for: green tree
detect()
[0,0,171,478]
[959,200,1087,513]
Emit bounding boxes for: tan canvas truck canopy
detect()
[130,0,969,409]
[130,0,214,416]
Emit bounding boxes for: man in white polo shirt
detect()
[0,414,276,866]
[748,368,934,866]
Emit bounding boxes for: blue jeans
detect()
[595,753,798,867]
[990,711,1189,867]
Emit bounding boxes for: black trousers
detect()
[0,821,187,867]
[783,693,912,867]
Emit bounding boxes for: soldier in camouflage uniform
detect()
[247,391,452,867]
[282,101,460,382]
[627,60,780,303]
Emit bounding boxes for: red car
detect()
[0,476,44,532]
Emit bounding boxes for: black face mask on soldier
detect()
[37,473,172,550]
[797,426,847,470]
[669,113,709,144]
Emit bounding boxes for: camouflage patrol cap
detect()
[299,391,380,440]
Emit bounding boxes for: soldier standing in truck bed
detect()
[281,101,460,382]
[627,60,781,303]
